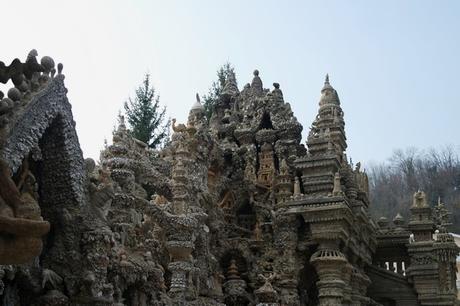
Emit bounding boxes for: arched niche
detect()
[236,200,256,233]
[1,76,85,268]
[219,249,249,284]
[297,261,319,306]
[258,111,274,130]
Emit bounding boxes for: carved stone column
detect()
[310,245,347,306]
[273,214,300,306]
[350,266,371,306]
[166,239,194,297]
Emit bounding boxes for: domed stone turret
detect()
[377,216,389,229]
[393,213,405,229]
[188,93,206,130]
[191,93,204,112]
[319,74,340,107]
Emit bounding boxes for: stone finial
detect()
[377,216,389,228]
[251,69,263,95]
[40,56,55,74]
[57,63,63,75]
[319,73,340,106]
[272,82,284,103]
[191,93,204,111]
[412,190,428,208]
[321,74,334,93]
[7,88,21,102]
[393,213,405,228]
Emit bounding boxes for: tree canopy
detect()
[124,74,170,149]
[202,62,236,121]
[368,146,460,233]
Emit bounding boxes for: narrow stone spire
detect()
[306,74,347,157]
[321,73,335,95]
[191,93,204,111]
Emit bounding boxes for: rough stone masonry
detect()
[0,50,458,306]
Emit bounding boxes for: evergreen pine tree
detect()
[124,74,170,149]
[202,62,235,120]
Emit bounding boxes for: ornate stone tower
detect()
[406,192,459,305]
[3,49,458,305]
[257,142,275,187]
[279,75,375,306]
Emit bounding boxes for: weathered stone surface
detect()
[0,51,457,306]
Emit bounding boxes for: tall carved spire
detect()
[307,74,347,156]
[320,73,340,106]
[294,75,349,197]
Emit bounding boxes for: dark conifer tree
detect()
[124,74,170,149]
[202,62,235,121]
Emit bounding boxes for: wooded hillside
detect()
[368,147,460,233]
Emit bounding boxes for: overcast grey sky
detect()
[1,0,459,165]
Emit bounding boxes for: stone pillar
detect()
[168,262,188,294]
[310,245,348,306]
[396,261,404,274]
[350,266,371,306]
[273,214,300,306]
[165,237,195,299]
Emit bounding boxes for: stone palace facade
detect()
[0,50,458,306]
